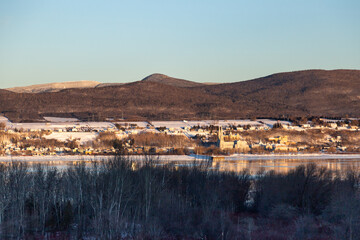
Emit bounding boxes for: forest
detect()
[0,156,359,239]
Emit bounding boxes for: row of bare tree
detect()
[0,158,359,239]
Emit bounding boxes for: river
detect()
[1,154,360,174]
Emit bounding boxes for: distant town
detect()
[1,115,359,157]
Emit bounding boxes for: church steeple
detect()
[217,126,224,148]
[218,126,222,140]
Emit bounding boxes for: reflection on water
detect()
[209,158,360,174]
[2,155,360,174]
[153,158,360,174]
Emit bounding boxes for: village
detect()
[0,115,360,157]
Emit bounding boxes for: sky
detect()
[0,0,359,88]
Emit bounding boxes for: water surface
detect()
[1,154,360,174]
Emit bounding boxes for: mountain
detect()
[200,69,360,117]
[141,74,204,87]
[0,69,359,122]
[6,81,101,93]
[5,74,203,93]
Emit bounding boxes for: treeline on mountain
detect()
[0,157,359,239]
[0,69,360,122]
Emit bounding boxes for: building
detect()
[217,127,249,151]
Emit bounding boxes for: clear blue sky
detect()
[1,0,359,88]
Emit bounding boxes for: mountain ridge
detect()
[140,73,204,88]
[4,74,204,93]
[6,80,101,93]
[1,69,359,122]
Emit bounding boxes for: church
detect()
[217,126,249,151]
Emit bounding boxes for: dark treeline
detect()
[0,157,360,239]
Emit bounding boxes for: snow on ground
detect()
[151,121,188,129]
[3,119,294,131]
[319,118,342,123]
[0,116,9,122]
[216,120,264,127]
[139,128,160,134]
[8,122,115,131]
[183,120,210,127]
[44,132,98,144]
[225,153,360,160]
[257,119,292,127]
[0,155,109,163]
[0,115,11,126]
[44,117,79,122]
[184,119,267,128]
[0,155,197,163]
[287,126,305,131]
[85,122,116,129]
[147,119,281,129]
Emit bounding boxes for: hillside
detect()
[5,74,202,93]
[200,69,360,117]
[6,80,101,93]
[0,70,359,122]
[141,74,204,88]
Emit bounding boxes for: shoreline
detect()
[223,153,360,160]
[0,153,360,162]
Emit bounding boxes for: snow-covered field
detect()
[7,122,116,131]
[2,118,299,131]
[182,120,210,127]
[44,132,98,144]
